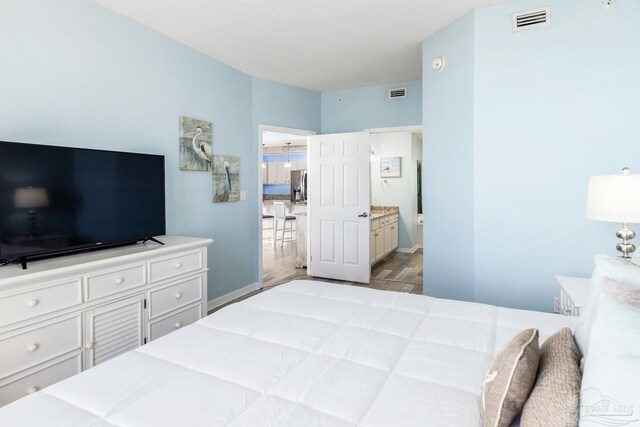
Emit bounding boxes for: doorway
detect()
[258,125,314,287]
[368,129,424,293]
[259,125,423,295]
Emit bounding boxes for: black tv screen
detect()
[0,141,166,264]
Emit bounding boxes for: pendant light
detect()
[284,142,292,168]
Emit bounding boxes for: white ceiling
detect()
[262,131,308,147]
[94,0,509,92]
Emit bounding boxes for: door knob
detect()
[358,212,368,218]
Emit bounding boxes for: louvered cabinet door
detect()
[83,295,145,369]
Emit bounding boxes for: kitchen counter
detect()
[263,201,307,216]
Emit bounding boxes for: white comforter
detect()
[0,280,574,426]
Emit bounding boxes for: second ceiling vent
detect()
[388,88,407,99]
[513,7,551,32]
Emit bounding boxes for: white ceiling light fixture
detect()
[284,142,292,168]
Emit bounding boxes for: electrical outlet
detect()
[553,297,561,314]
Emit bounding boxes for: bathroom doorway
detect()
[368,128,424,293]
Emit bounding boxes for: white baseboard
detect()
[395,244,422,254]
[207,282,261,312]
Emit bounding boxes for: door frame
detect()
[258,124,316,287]
[365,125,423,134]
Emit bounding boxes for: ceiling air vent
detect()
[513,7,551,32]
[388,88,407,99]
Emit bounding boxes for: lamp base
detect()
[616,223,636,259]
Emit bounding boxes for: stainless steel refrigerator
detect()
[290,169,307,203]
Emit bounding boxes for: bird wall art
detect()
[212,155,240,202]
[179,116,212,171]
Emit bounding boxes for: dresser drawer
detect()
[86,264,145,301]
[149,305,201,341]
[149,251,202,282]
[0,280,82,326]
[0,354,81,407]
[149,276,203,319]
[0,316,81,377]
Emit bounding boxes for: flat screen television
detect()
[0,141,166,268]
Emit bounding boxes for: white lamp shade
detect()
[586,174,640,223]
[14,187,49,208]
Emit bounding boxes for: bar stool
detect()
[273,202,296,247]
[262,213,274,242]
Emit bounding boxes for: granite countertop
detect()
[370,206,399,219]
[263,194,291,201]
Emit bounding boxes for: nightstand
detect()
[556,276,590,316]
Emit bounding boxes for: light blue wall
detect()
[422,0,640,311]
[263,185,290,195]
[263,154,307,163]
[252,77,320,206]
[252,78,321,135]
[0,0,320,301]
[321,81,423,133]
[422,13,476,302]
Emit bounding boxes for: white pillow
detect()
[574,255,640,354]
[579,295,640,426]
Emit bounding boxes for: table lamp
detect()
[586,167,640,258]
[14,187,49,238]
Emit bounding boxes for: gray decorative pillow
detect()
[482,329,540,427]
[520,327,581,427]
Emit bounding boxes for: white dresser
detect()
[0,236,212,406]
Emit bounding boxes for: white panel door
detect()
[309,132,370,283]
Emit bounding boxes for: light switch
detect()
[240,191,246,201]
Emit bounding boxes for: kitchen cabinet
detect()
[265,162,292,184]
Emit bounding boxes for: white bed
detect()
[0,280,574,426]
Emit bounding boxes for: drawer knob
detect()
[174,322,182,329]
[174,262,183,269]
[85,342,94,350]
[27,344,39,352]
[115,277,125,285]
[27,299,39,308]
[27,387,39,394]
[175,292,182,300]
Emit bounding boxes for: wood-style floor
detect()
[209,234,423,314]
[262,223,423,292]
